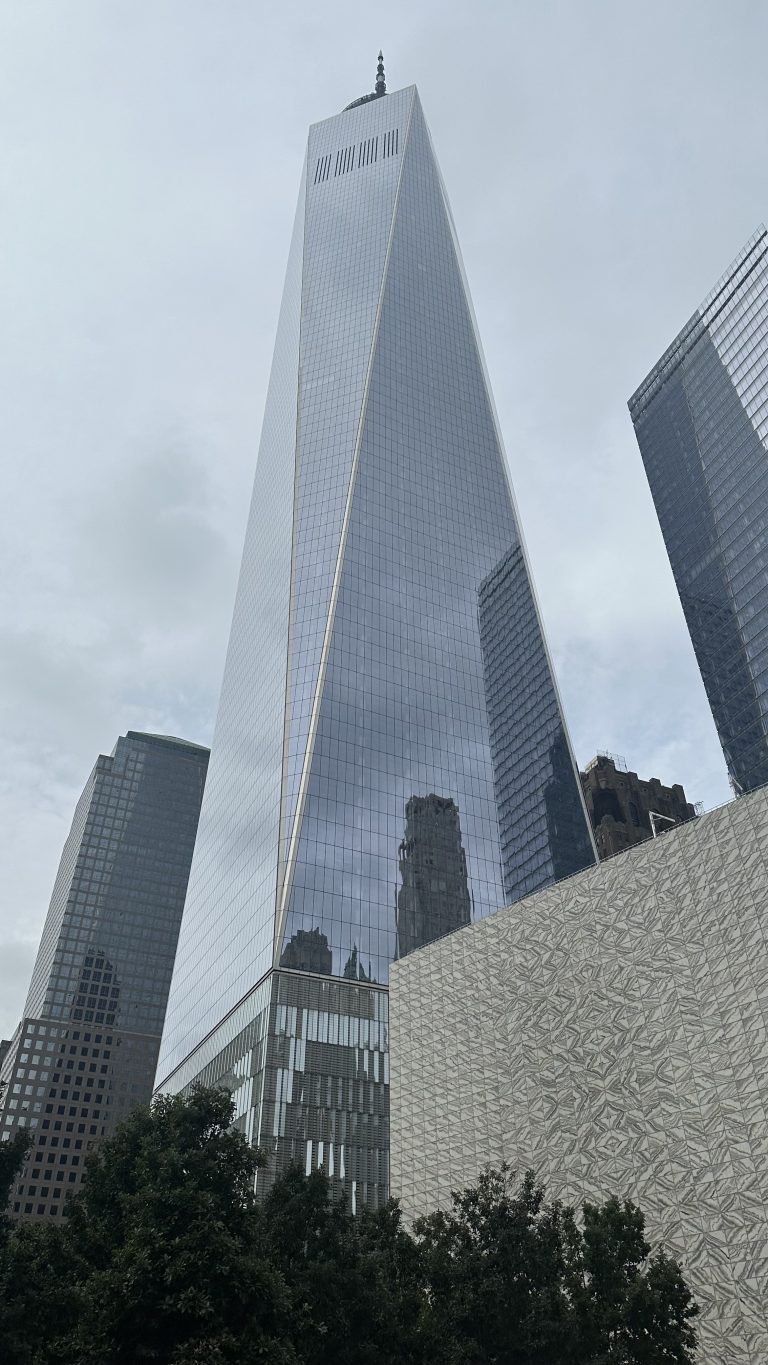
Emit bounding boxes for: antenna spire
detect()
[342,50,388,111]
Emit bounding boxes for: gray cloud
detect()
[74,442,232,618]
[2,0,765,1034]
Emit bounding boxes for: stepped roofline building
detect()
[0,732,208,1221]
[580,753,697,859]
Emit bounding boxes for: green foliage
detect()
[0,1080,68,1365]
[0,1087,294,1365]
[0,1084,29,1237]
[0,1136,29,1234]
[0,1090,698,1365]
[414,1165,698,1365]
[261,1166,424,1364]
[415,1166,581,1363]
[0,1218,75,1365]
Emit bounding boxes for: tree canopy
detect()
[0,1086,698,1364]
[414,1165,698,1364]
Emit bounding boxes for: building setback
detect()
[391,785,768,1365]
[580,753,697,859]
[154,63,595,1208]
[0,732,208,1221]
[629,227,768,795]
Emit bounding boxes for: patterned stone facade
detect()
[390,786,768,1364]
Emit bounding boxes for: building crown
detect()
[343,50,387,111]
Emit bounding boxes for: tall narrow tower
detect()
[156,71,595,1206]
[629,227,768,795]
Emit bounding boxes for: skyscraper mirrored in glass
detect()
[156,76,594,1205]
[629,227,768,795]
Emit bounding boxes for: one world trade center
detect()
[156,60,595,1206]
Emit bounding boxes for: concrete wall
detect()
[390,786,768,1364]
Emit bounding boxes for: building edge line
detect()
[425,106,598,871]
[154,964,389,1096]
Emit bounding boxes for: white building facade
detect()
[391,786,768,1363]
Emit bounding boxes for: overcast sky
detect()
[2,0,766,1037]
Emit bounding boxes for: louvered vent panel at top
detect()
[312,129,400,188]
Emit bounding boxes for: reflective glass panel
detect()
[630,229,768,794]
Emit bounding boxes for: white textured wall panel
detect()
[391,787,768,1364]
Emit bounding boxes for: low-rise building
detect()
[391,784,768,1364]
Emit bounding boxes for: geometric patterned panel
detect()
[390,785,768,1364]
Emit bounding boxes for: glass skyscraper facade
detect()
[629,227,768,795]
[156,81,594,1206]
[0,732,208,1220]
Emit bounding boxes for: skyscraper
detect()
[580,754,697,860]
[0,732,208,1220]
[629,226,768,795]
[155,64,595,1206]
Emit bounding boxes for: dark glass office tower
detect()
[0,732,208,1221]
[156,72,594,1207]
[629,227,768,794]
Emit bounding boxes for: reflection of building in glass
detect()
[342,944,374,981]
[478,545,596,902]
[156,67,589,1208]
[0,732,208,1222]
[629,227,768,795]
[580,754,697,860]
[397,795,472,957]
[280,928,332,975]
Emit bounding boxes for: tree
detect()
[415,1166,581,1363]
[0,1087,698,1365]
[10,1087,296,1365]
[0,1216,73,1365]
[414,1165,698,1365]
[578,1197,698,1363]
[353,1197,428,1363]
[0,1084,29,1234]
[261,1165,424,1365]
[68,1086,296,1364]
[0,1081,68,1365]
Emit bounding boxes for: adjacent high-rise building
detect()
[155,64,595,1207]
[0,732,208,1220]
[629,226,768,795]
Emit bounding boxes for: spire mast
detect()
[343,49,388,110]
